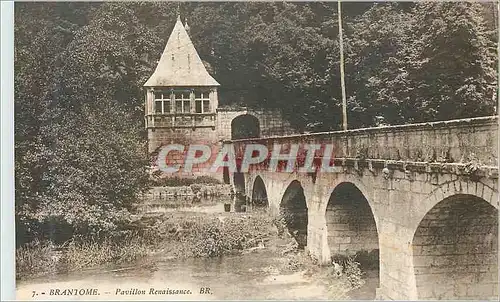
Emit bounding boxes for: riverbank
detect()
[16,210,274,279]
[16,187,375,300]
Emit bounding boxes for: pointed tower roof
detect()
[144,16,220,87]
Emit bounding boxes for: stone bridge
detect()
[225,116,499,300]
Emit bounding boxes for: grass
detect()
[16,232,153,280]
[141,211,276,258]
[16,240,59,279]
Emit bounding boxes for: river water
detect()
[16,196,379,300]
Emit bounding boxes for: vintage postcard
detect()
[7,1,499,301]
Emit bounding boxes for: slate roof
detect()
[144,16,220,87]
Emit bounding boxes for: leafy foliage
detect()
[346,2,497,126]
[15,3,150,245]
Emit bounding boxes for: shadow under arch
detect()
[251,175,268,208]
[231,114,260,140]
[326,182,380,292]
[279,180,308,249]
[412,194,498,300]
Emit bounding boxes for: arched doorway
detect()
[326,182,380,291]
[280,180,308,249]
[231,114,260,140]
[412,194,498,300]
[251,176,268,208]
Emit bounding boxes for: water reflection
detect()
[137,191,259,214]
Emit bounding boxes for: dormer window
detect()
[195,91,211,113]
[154,91,171,114]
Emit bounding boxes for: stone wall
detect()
[148,127,222,180]
[216,107,296,141]
[147,126,218,154]
[147,107,297,180]
[232,116,498,167]
[145,184,233,199]
[147,107,297,152]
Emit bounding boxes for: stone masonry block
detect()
[490,190,499,207]
[465,181,476,196]
[482,185,493,203]
[438,181,452,197]
[453,180,461,193]
[475,182,484,199]
[466,282,496,297]
[435,188,445,203]
[459,180,469,194]
[415,172,427,182]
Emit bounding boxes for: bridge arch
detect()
[251,175,268,208]
[325,181,380,275]
[319,174,375,216]
[411,193,498,300]
[279,180,308,249]
[231,114,260,140]
[415,180,498,226]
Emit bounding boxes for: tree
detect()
[15,2,150,244]
[345,2,497,126]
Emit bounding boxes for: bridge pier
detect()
[376,220,418,300]
[306,211,331,264]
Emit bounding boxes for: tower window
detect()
[194,91,210,113]
[154,91,170,114]
[174,92,191,113]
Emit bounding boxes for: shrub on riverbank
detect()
[281,250,366,300]
[64,233,152,270]
[144,212,275,258]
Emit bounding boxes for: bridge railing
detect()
[225,116,498,172]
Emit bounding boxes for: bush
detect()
[144,212,275,258]
[331,254,365,289]
[343,257,365,289]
